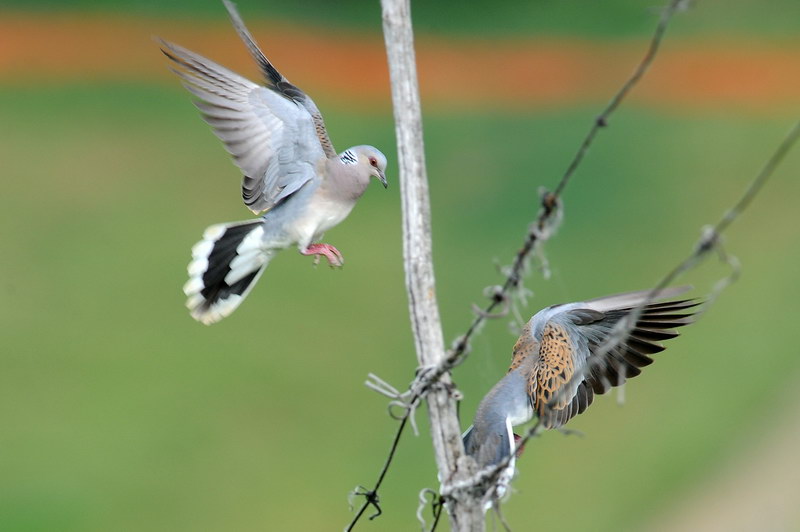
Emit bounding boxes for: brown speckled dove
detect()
[463,287,700,507]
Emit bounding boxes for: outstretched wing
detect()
[527,288,699,429]
[222,0,336,158]
[160,39,322,213]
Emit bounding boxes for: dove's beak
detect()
[377,169,388,189]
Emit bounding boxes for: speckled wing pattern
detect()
[509,321,537,371]
[534,322,577,413]
[517,292,700,429]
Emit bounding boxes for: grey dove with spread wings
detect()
[462,287,699,505]
[159,0,387,325]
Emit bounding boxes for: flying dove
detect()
[462,287,699,505]
[159,0,388,325]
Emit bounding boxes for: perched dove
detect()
[159,0,388,325]
[462,287,699,506]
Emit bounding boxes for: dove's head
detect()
[343,145,388,189]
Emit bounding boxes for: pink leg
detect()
[301,243,344,267]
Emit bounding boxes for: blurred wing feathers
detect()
[159,38,321,213]
[529,293,699,429]
[221,0,336,158]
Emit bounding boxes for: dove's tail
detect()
[183,220,274,325]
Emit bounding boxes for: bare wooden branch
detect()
[376,0,481,529]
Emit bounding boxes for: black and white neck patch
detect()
[339,150,358,165]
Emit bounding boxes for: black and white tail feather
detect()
[183,220,274,325]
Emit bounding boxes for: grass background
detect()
[6,0,800,38]
[1,1,799,531]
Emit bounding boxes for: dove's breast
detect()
[284,188,355,249]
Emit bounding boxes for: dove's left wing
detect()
[525,288,700,429]
[159,38,323,214]
[222,0,336,159]
[159,1,337,214]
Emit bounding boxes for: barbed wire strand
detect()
[344,414,410,531]
[347,1,689,528]
[443,0,691,371]
[456,118,800,503]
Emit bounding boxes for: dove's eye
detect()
[369,157,378,167]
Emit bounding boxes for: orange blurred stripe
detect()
[1,12,799,113]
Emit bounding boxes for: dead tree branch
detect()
[347,0,482,530]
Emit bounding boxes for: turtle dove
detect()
[159,0,388,325]
[463,286,700,507]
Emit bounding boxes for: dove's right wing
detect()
[159,39,324,214]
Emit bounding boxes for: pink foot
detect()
[301,243,344,267]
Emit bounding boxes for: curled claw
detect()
[302,243,344,267]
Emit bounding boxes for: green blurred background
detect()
[2,1,799,531]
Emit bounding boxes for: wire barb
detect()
[365,373,423,432]
[416,488,441,531]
